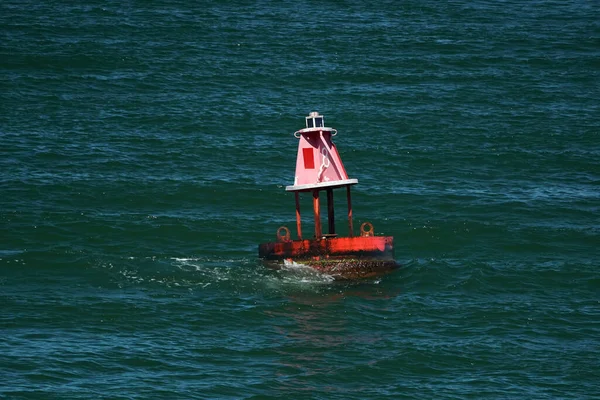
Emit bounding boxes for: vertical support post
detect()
[326,188,335,235]
[347,186,354,237]
[313,190,322,238]
[295,192,302,240]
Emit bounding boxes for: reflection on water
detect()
[264,285,401,393]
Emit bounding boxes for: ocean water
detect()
[1,0,599,398]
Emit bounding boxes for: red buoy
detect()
[258,112,397,279]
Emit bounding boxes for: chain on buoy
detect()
[276,226,291,242]
[360,222,374,237]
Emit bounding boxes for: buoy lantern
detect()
[258,112,397,279]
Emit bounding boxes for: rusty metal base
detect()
[259,236,398,280]
[264,258,399,280]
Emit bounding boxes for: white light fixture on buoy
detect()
[305,111,324,129]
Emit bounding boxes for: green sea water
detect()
[1,1,599,399]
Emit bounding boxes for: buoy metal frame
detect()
[284,112,358,241]
[258,112,397,279]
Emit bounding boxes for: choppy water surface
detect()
[1,0,599,398]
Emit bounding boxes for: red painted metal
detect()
[259,236,393,260]
[258,112,398,279]
[302,147,315,169]
[258,236,397,280]
[286,112,357,192]
[326,188,335,235]
[312,190,322,238]
[294,192,302,240]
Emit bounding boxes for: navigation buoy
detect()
[258,112,397,279]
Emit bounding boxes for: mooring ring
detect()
[276,226,291,242]
[360,222,374,237]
